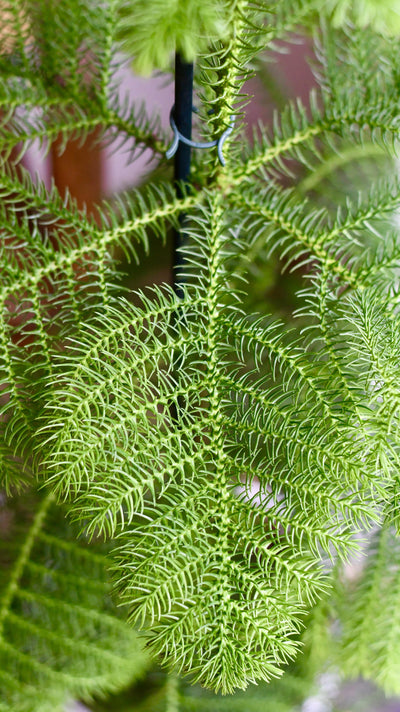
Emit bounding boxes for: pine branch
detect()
[339,525,400,694]
[0,85,168,165]
[102,668,311,712]
[232,94,400,185]
[0,490,149,711]
[0,165,194,490]
[2,0,400,701]
[38,192,393,693]
[231,177,400,290]
[0,0,168,163]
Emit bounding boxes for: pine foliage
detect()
[99,668,311,712]
[1,0,400,703]
[0,491,149,711]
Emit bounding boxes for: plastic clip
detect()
[166,106,234,166]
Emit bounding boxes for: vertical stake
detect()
[170,53,194,421]
[172,53,194,298]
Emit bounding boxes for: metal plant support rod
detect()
[169,54,233,293]
[172,53,194,299]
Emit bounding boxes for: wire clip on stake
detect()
[166,106,234,166]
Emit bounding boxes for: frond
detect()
[117,0,229,75]
[0,164,190,489]
[107,668,312,712]
[270,0,319,37]
[0,490,149,711]
[39,192,395,693]
[232,22,400,186]
[339,525,400,695]
[230,177,400,290]
[333,289,400,526]
[1,0,121,99]
[234,92,400,187]
[0,0,168,164]
[315,21,400,109]
[0,441,32,494]
[2,0,400,701]
[196,0,320,159]
[0,98,167,166]
[195,0,275,174]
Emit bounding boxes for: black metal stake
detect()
[169,54,194,422]
[172,53,194,298]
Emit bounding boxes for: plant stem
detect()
[165,672,179,712]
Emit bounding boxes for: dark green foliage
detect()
[339,528,400,694]
[0,492,149,711]
[1,0,400,705]
[91,668,311,712]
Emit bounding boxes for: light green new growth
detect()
[117,0,229,75]
[1,0,400,704]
